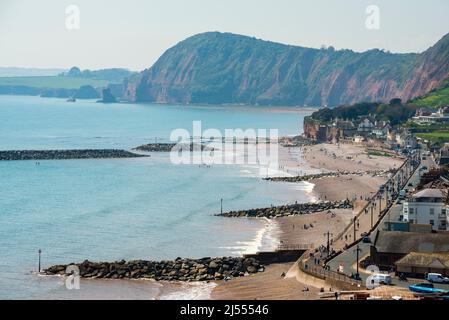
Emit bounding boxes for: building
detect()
[413,107,449,124]
[353,135,365,144]
[372,121,391,139]
[395,130,417,150]
[438,144,449,166]
[403,189,449,231]
[333,119,357,139]
[369,231,449,270]
[357,118,375,133]
[396,252,449,278]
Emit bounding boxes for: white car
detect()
[426,273,449,284]
[372,274,392,285]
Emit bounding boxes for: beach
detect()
[211,142,405,300]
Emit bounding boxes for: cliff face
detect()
[124,32,449,106]
[303,119,339,142]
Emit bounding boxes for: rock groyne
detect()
[0,149,146,161]
[134,143,214,152]
[44,257,263,282]
[263,170,394,183]
[216,200,353,218]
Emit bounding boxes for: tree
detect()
[389,98,402,105]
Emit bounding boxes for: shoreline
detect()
[36,141,405,300]
[211,142,405,300]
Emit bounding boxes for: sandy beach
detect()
[211,142,406,300]
[211,263,319,300]
[303,143,403,172]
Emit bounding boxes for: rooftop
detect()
[412,188,444,199]
[396,252,449,268]
[374,231,449,254]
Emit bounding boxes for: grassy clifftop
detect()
[411,78,449,108]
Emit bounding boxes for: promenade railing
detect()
[332,155,420,248]
[298,259,363,288]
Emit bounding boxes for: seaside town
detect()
[39,100,449,301]
[3,2,449,310]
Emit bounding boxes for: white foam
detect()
[220,218,281,256]
[158,282,217,300]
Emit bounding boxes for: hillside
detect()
[123,32,449,107]
[411,78,449,108]
[0,76,109,89]
[61,67,136,83]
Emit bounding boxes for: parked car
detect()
[426,273,449,284]
[362,236,371,243]
[372,274,392,285]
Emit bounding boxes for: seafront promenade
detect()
[297,151,422,289]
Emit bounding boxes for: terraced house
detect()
[403,189,449,231]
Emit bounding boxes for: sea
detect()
[0,95,314,299]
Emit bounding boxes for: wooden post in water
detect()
[38,249,41,273]
[220,198,223,214]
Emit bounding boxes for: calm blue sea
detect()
[0,95,312,299]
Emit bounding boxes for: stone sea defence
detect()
[0,149,146,161]
[263,169,394,183]
[217,200,353,218]
[44,257,264,282]
[134,143,214,152]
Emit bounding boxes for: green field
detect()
[412,80,449,108]
[416,131,449,143]
[0,76,110,89]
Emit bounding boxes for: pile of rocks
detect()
[0,149,145,161]
[264,169,394,183]
[216,200,353,218]
[134,143,214,152]
[279,135,316,147]
[44,257,263,282]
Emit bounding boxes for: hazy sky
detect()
[1,0,449,71]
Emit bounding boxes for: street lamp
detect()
[354,245,362,280]
[324,231,333,257]
[353,217,358,241]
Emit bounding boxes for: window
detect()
[410,219,414,224]
[430,208,435,215]
[430,220,435,226]
[409,208,415,215]
[442,209,447,215]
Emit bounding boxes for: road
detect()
[325,152,439,289]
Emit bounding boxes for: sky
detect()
[0,0,449,71]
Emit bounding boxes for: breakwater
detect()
[134,143,214,152]
[44,257,263,282]
[0,149,146,161]
[263,169,394,183]
[216,200,353,218]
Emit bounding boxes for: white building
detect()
[403,189,449,231]
[372,122,391,139]
[357,118,375,133]
[413,107,449,124]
